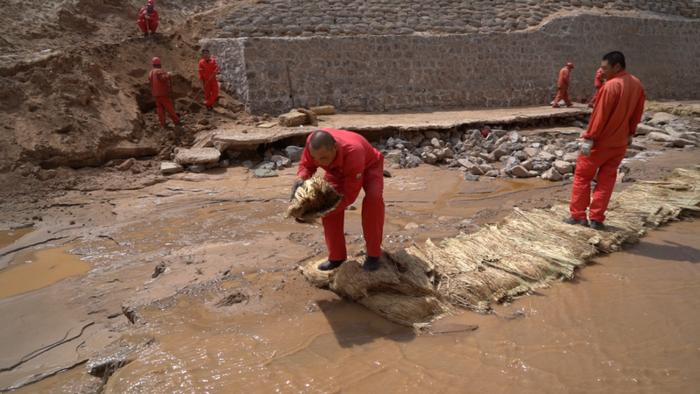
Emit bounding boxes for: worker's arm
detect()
[583,83,619,141]
[296,143,318,180]
[326,147,365,214]
[628,87,646,137]
[152,10,159,23]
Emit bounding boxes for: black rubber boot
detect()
[362,256,381,272]
[589,220,605,230]
[564,217,588,226]
[318,260,344,271]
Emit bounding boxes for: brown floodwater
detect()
[0,227,32,249]
[102,220,700,394]
[0,247,90,299]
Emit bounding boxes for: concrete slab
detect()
[208,105,590,150]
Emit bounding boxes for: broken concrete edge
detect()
[210,108,590,151]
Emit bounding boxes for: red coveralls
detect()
[148,68,179,127]
[589,67,605,108]
[297,129,385,261]
[552,65,573,107]
[137,5,159,34]
[198,57,220,108]
[570,71,645,222]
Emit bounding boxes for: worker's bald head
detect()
[309,130,337,166]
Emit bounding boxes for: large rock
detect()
[635,123,662,135]
[523,147,539,158]
[510,165,533,178]
[285,146,304,162]
[309,105,335,115]
[457,158,484,175]
[160,161,184,175]
[647,131,675,142]
[553,160,574,174]
[270,154,292,168]
[402,153,422,168]
[385,149,403,164]
[541,168,563,181]
[278,110,309,127]
[647,112,677,126]
[563,152,579,162]
[504,156,520,172]
[174,148,221,165]
[492,143,514,160]
[537,151,556,161]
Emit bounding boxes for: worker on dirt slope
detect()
[566,51,645,230]
[137,0,159,37]
[552,62,575,108]
[589,67,606,108]
[198,49,220,111]
[291,129,385,272]
[148,57,180,128]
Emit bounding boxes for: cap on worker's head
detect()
[151,57,161,66]
[147,0,154,4]
[566,62,575,69]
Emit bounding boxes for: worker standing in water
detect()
[552,62,575,108]
[198,49,220,112]
[566,51,645,230]
[291,129,385,272]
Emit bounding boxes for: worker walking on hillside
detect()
[566,51,645,230]
[552,62,575,108]
[198,49,219,111]
[588,67,606,108]
[291,129,385,272]
[148,57,180,128]
[137,0,159,37]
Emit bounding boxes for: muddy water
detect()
[104,221,700,393]
[0,227,32,249]
[0,247,90,299]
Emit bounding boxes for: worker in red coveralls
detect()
[198,49,219,111]
[589,67,606,108]
[566,51,645,230]
[552,62,575,108]
[137,0,159,37]
[148,57,180,128]
[291,129,385,272]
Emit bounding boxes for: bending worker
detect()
[552,62,575,108]
[566,51,645,230]
[292,129,385,272]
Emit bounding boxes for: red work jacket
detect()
[148,68,171,97]
[297,128,382,211]
[583,71,646,148]
[198,58,219,82]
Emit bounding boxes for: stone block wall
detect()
[204,14,699,114]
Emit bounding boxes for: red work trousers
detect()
[203,79,219,108]
[138,19,158,34]
[569,146,627,223]
[553,87,572,106]
[154,96,179,127]
[322,157,385,261]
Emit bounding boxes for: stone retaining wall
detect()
[205,13,700,114]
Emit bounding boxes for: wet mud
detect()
[0,149,698,392]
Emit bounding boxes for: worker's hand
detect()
[580,139,593,156]
[290,178,304,201]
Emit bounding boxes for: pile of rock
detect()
[379,127,582,182]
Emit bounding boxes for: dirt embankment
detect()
[0,0,255,174]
